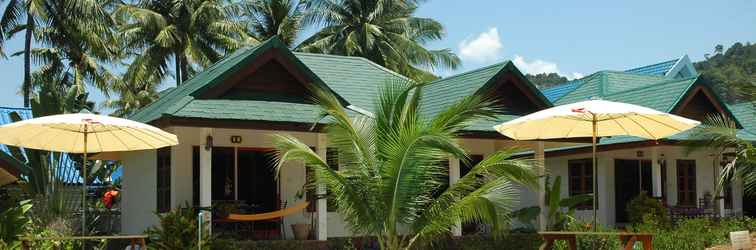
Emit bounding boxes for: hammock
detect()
[226,202,309,222]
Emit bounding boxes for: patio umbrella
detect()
[0,112,179,235]
[493,99,700,228]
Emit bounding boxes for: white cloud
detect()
[571,72,585,80]
[512,55,584,80]
[458,28,503,64]
[512,55,559,75]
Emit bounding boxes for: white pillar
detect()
[315,134,328,240]
[534,142,547,230]
[715,159,726,217]
[199,128,213,208]
[449,157,462,236]
[651,147,662,198]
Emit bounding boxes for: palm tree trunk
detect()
[22,13,33,108]
[174,53,182,86]
[180,55,188,84]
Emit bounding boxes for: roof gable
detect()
[421,62,550,117]
[671,84,742,127]
[129,37,407,125]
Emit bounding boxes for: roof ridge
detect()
[604,75,698,98]
[550,71,607,102]
[430,61,509,84]
[294,52,411,82]
[624,58,679,72]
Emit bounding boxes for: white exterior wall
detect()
[121,130,745,235]
[538,145,744,226]
[121,149,159,234]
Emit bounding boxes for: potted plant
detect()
[291,186,313,240]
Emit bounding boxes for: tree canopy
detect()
[694,42,756,103]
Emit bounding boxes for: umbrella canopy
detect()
[0,113,178,153]
[493,99,700,229]
[494,99,701,140]
[0,112,178,235]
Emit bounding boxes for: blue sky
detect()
[0,0,754,111]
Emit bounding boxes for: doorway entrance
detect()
[614,159,652,223]
[237,148,279,213]
[192,147,279,212]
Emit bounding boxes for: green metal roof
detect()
[553,71,695,108]
[129,37,405,124]
[419,61,550,130]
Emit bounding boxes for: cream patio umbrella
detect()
[494,99,700,228]
[0,112,179,235]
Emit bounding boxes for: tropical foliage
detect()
[238,0,307,47]
[511,176,592,231]
[695,42,756,102]
[0,200,32,248]
[272,79,538,249]
[113,0,255,87]
[625,192,669,226]
[297,0,459,82]
[686,114,756,197]
[146,203,215,250]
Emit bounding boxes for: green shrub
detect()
[627,217,756,250]
[0,200,32,248]
[549,220,620,250]
[146,203,218,250]
[626,193,669,226]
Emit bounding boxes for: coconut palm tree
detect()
[0,0,47,107]
[114,0,256,87]
[1,0,119,106]
[272,79,539,250]
[687,113,756,197]
[26,0,121,97]
[238,0,307,47]
[297,0,459,82]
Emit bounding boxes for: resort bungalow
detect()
[120,37,754,238]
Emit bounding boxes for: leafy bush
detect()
[222,234,542,250]
[626,193,669,225]
[0,200,32,248]
[550,220,620,250]
[627,217,756,250]
[146,203,217,250]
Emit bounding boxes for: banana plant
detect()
[512,176,593,230]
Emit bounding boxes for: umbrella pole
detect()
[82,129,88,236]
[592,114,598,231]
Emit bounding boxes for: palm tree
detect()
[238,0,307,47]
[272,79,539,250]
[27,0,121,98]
[687,113,756,198]
[0,0,47,107]
[297,0,460,82]
[114,0,256,87]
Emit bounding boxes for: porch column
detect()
[715,159,726,217]
[651,147,662,198]
[534,142,547,230]
[315,134,328,240]
[199,128,213,208]
[449,157,462,236]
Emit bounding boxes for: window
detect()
[676,160,697,207]
[156,147,171,213]
[568,159,593,209]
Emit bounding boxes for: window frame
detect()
[676,160,697,207]
[156,147,172,213]
[567,158,594,210]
